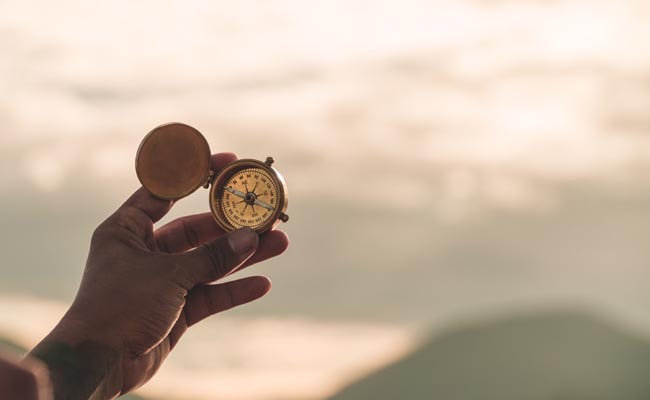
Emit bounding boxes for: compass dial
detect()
[214,167,279,231]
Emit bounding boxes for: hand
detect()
[28,153,289,399]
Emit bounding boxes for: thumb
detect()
[178,228,258,287]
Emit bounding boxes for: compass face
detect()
[214,166,280,231]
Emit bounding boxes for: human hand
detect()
[29,153,289,399]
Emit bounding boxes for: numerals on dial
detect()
[217,168,278,230]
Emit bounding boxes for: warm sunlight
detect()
[2,1,650,399]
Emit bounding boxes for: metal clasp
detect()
[203,170,216,189]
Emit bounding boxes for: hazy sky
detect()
[3,0,650,208]
[2,1,650,399]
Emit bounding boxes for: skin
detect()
[25,152,290,399]
[0,353,52,400]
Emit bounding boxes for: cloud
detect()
[3,0,650,214]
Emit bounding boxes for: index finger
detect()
[211,152,238,171]
[118,187,174,224]
[116,152,240,225]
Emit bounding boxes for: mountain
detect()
[330,310,650,400]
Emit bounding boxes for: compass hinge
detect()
[203,170,216,189]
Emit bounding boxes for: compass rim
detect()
[209,158,288,234]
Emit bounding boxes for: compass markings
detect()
[219,167,278,229]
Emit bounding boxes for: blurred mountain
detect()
[330,310,650,400]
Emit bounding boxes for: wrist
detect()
[28,317,123,400]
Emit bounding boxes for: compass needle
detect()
[254,198,275,211]
[225,186,247,199]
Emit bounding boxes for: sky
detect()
[2,0,650,398]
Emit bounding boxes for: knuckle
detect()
[108,207,148,231]
[201,286,220,313]
[92,212,128,240]
[222,286,235,311]
[90,224,112,246]
[202,286,233,314]
[166,255,194,288]
[90,222,122,248]
[157,237,172,253]
[201,240,230,279]
[109,208,136,226]
[180,219,200,249]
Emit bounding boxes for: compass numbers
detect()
[219,167,278,230]
[208,157,289,234]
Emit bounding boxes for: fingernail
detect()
[228,228,257,254]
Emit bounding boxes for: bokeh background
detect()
[2,0,650,399]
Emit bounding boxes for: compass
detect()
[135,122,289,234]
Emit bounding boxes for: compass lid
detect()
[136,123,211,200]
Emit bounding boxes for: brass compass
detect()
[135,122,289,234]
